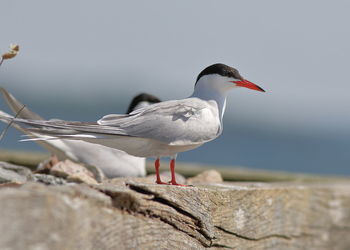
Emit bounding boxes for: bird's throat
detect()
[191,84,228,121]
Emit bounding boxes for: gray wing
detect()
[10,118,131,136]
[6,98,221,146]
[98,98,221,145]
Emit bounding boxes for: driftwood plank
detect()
[0,180,350,250]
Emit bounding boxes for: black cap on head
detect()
[126,93,161,114]
[195,63,244,84]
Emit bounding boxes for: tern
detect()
[0,88,161,177]
[1,63,265,186]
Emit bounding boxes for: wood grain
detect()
[0,179,349,249]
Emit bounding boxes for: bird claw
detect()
[168,181,192,187]
[155,180,168,185]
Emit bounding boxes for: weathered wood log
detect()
[0,179,350,249]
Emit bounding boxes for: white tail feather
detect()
[20,133,99,142]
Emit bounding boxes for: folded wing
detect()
[4,98,220,146]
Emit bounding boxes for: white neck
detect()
[190,75,232,121]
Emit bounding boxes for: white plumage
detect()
[0,63,265,186]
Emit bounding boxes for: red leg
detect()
[155,158,167,185]
[169,158,188,186]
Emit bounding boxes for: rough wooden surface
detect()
[1,179,350,250]
[1,150,350,250]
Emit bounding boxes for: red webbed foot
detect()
[155,180,169,185]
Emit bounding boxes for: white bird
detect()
[0,88,161,177]
[1,63,265,186]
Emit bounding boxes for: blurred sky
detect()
[0,0,349,174]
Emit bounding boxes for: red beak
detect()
[230,79,265,92]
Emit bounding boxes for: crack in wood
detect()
[215,225,293,241]
[92,183,213,247]
[210,243,235,249]
[137,208,211,247]
[127,183,214,246]
[128,183,201,223]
